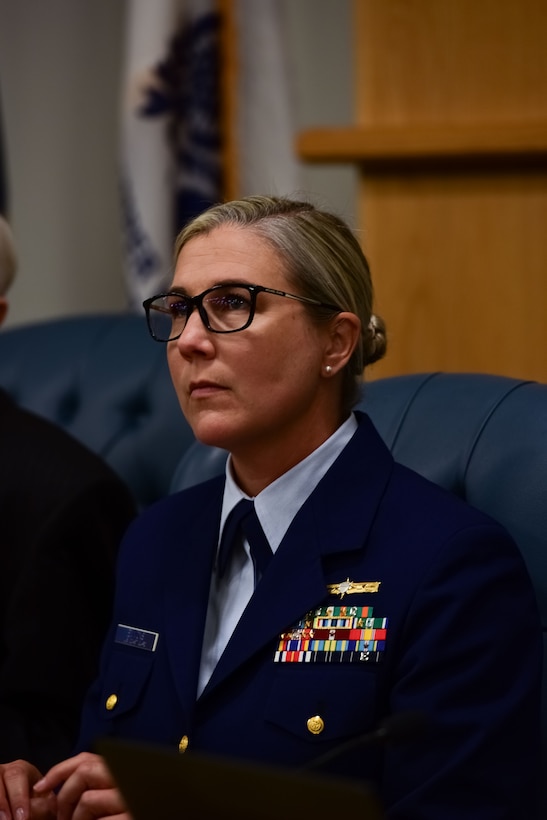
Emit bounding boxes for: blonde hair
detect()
[175,196,387,410]
[0,216,17,296]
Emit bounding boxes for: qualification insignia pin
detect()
[327,578,381,598]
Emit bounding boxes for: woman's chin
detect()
[189,414,239,451]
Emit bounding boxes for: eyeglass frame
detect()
[142,282,342,342]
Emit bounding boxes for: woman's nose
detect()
[175,308,213,355]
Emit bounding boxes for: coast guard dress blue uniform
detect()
[76,413,541,818]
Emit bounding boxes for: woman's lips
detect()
[189,381,227,398]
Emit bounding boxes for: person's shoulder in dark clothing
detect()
[0,388,137,771]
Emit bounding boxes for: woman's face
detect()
[167,225,343,474]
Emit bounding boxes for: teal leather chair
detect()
[0,314,194,508]
[171,371,547,808]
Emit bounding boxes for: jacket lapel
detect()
[163,478,224,712]
[202,414,394,697]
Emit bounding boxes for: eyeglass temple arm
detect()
[148,304,172,315]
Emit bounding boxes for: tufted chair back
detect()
[171,371,547,800]
[0,314,194,508]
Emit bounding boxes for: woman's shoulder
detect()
[119,474,225,556]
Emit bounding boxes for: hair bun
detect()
[364,313,387,366]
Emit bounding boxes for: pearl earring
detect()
[325,365,332,375]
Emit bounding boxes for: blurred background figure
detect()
[0,215,136,771]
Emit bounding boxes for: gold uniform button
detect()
[178,735,189,753]
[307,715,325,735]
[105,694,118,711]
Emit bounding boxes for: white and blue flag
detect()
[120,0,221,310]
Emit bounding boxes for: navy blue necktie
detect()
[217,499,273,581]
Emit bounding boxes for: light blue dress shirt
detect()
[197,413,358,695]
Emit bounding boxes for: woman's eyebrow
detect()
[168,279,256,296]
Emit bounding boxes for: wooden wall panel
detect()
[356,1,547,126]
[299,0,547,381]
[362,168,547,379]
[358,0,547,380]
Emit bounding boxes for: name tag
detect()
[115,623,159,652]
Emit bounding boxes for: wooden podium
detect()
[297,0,547,382]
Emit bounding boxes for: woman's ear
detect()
[322,312,361,375]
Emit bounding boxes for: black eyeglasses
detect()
[143,283,341,342]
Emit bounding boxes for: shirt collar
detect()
[220,413,358,553]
